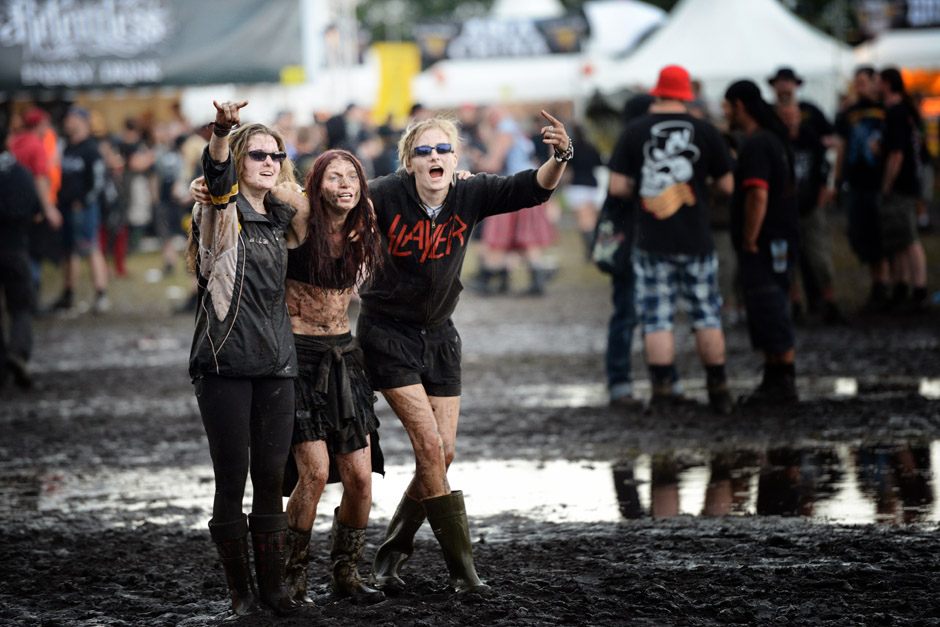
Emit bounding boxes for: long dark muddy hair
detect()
[304,149,383,288]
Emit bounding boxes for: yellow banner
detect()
[372,42,421,127]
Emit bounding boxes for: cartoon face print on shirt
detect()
[639,121,701,220]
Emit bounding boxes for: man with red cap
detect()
[608,65,735,414]
[9,108,62,232]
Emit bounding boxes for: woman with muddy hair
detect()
[186,100,306,617]
[359,111,570,595]
[276,150,387,605]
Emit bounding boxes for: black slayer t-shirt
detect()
[882,103,923,197]
[609,112,732,255]
[730,129,799,252]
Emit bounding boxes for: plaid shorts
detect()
[633,249,723,334]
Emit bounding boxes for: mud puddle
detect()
[6,440,936,536]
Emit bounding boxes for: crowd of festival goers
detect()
[0,62,934,616]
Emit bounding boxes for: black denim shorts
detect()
[738,250,795,354]
[356,314,462,397]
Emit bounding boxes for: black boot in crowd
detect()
[739,363,798,406]
[248,513,301,615]
[706,364,734,415]
[524,263,550,296]
[329,509,385,603]
[371,493,426,593]
[469,267,509,296]
[209,515,262,617]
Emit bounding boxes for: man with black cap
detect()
[768,67,836,148]
[725,79,800,404]
[608,65,735,414]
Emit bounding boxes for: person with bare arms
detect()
[277,150,387,605]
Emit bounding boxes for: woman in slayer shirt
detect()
[360,111,570,595]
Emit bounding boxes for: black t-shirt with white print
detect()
[609,112,732,255]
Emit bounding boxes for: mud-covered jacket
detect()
[188,147,297,380]
[360,169,552,327]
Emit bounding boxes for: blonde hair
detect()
[397,115,460,174]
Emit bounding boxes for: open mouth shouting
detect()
[429,165,445,181]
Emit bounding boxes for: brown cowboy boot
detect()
[370,493,426,592]
[330,509,385,604]
[208,515,261,617]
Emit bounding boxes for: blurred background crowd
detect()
[1,0,939,388]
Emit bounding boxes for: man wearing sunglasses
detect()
[358,110,571,596]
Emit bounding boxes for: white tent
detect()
[854,28,940,70]
[589,0,854,117]
[412,54,589,108]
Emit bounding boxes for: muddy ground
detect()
[2,232,940,626]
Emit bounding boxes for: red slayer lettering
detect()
[387,214,468,261]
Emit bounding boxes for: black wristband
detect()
[212,122,232,137]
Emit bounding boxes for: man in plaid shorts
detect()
[609,65,735,414]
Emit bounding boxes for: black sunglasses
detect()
[247,149,287,163]
[412,143,453,157]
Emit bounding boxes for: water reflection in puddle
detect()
[467,376,940,408]
[10,441,937,531]
[617,441,939,524]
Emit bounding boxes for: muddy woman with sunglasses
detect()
[186,101,306,617]
[360,111,571,595]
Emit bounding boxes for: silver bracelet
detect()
[553,140,574,163]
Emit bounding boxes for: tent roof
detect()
[591,0,852,93]
[412,54,587,108]
[854,28,940,69]
[583,1,666,56]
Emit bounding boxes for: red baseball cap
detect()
[649,65,694,102]
[23,107,49,128]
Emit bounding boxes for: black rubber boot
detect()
[469,268,495,295]
[523,265,549,296]
[209,515,262,617]
[707,382,734,415]
[494,268,509,294]
[423,491,491,595]
[739,365,798,406]
[371,493,426,592]
[330,509,385,604]
[706,365,733,415]
[248,513,301,615]
[284,527,315,606]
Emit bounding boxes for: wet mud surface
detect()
[2,274,940,625]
